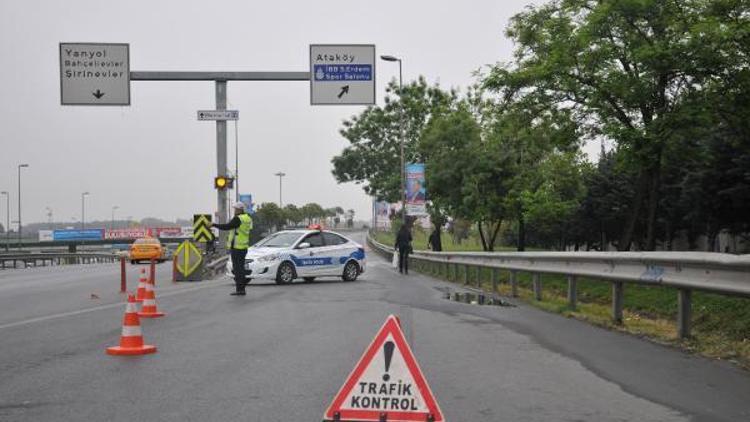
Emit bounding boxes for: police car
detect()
[226,226,366,284]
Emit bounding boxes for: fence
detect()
[0,253,119,270]
[367,235,750,338]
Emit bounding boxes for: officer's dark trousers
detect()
[231,248,248,292]
[398,247,410,274]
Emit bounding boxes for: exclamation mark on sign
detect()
[382,341,395,381]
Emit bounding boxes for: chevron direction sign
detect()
[193,214,214,242]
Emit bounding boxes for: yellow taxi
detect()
[129,237,166,264]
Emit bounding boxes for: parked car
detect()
[129,237,165,264]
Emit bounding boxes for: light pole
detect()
[1,191,8,251]
[81,192,90,231]
[17,164,29,246]
[235,119,240,202]
[380,55,406,225]
[274,172,286,208]
[111,205,119,230]
[45,207,53,229]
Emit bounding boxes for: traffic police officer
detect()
[212,202,253,296]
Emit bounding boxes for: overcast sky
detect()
[0,0,593,228]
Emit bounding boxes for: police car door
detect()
[321,232,353,276]
[296,232,326,276]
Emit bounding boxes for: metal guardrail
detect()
[204,255,230,278]
[367,235,750,338]
[0,253,119,270]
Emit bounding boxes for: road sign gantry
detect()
[61,44,375,249]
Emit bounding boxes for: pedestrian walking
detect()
[394,224,413,275]
[428,226,442,252]
[212,202,253,296]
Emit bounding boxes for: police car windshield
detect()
[256,232,304,248]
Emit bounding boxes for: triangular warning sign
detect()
[323,315,444,422]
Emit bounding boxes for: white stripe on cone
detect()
[121,325,142,337]
[125,303,138,313]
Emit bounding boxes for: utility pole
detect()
[81,192,89,231]
[380,55,406,225]
[46,207,53,229]
[274,172,286,208]
[235,119,239,203]
[111,205,119,230]
[216,81,228,249]
[17,164,29,247]
[1,191,8,251]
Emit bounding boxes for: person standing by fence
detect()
[395,224,413,275]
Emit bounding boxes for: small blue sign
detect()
[53,229,104,241]
[239,194,254,214]
[314,64,372,82]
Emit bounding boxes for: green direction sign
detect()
[193,214,214,242]
[175,240,203,278]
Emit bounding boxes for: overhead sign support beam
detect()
[130,71,310,81]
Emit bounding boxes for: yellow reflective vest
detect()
[227,213,253,250]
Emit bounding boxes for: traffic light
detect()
[214,176,234,190]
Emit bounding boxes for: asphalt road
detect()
[1,233,748,422]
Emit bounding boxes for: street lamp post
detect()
[274,172,286,208]
[111,205,119,230]
[1,191,8,251]
[17,164,29,247]
[81,192,90,231]
[45,207,53,229]
[380,55,406,225]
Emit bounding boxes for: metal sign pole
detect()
[216,80,228,250]
[235,119,239,203]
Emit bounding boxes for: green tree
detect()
[255,203,286,232]
[484,97,579,250]
[568,150,637,250]
[483,0,746,250]
[520,151,588,250]
[332,77,458,202]
[301,203,325,225]
[283,204,303,227]
[420,107,513,251]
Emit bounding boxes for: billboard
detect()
[373,201,394,230]
[52,229,104,241]
[154,227,184,238]
[105,228,149,240]
[405,163,427,216]
[239,194,254,214]
[104,227,188,240]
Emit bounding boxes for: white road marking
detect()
[0,281,222,331]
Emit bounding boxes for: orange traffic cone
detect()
[135,268,147,303]
[138,281,165,318]
[106,294,157,356]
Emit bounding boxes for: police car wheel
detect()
[276,262,295,284]
[342,261,359,282]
